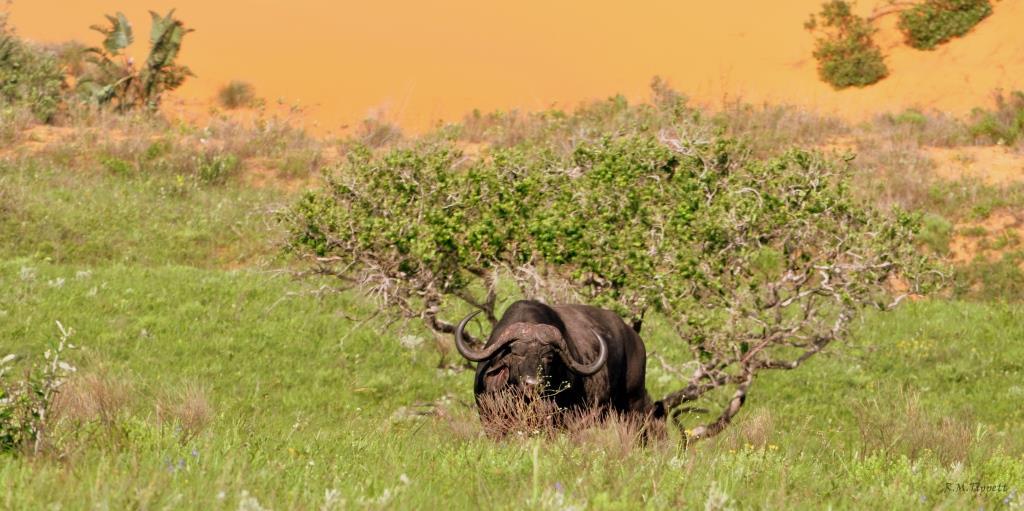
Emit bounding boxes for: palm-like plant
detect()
[77,10,194,111]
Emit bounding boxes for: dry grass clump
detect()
[355,117,403,148]
[0,107,40,148]
[848,130,938,210]
[868,109,969,148]
[51,372,133,426]
[715,101,848,157]
[475,387,561,439]
[565,410,665,457]
[156,383,213,442]
[853,390,975,466]
[708,408,776,453]
[469,389,664,453]
[456,109,536,148]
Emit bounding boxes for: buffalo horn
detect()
[557,330,608,375]
[453,310,511,362]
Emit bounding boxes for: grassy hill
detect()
[2,102,1023,509]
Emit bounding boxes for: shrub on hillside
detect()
[806,1,888,89]
[0,16,65,122]
[217,80,256,110]
[283,110,939,440]
[967,90,1024,146]
[898,0,992,50]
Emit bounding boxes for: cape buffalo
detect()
[454,300,658,425]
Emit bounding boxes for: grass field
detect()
[2,141,1023,510]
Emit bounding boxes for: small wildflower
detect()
[398,335,424,350]
[19,266,36,282]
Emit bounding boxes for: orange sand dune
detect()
[9,1,1024,133]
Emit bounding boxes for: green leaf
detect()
[90,12,133,55]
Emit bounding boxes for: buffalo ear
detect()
[485,366,509,389]
[632,318,643,334]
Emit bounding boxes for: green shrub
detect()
[195,152,241,185]
[954,252,1024,301]
[918,213,953,255]
[100,155,134,175]
[898,0,992,50]
[217,80,256,110]
[806,1,889,89]
[0,18,65,122]
[967,90,1024,145]
[284,117,938,440]
[1,322,77,455]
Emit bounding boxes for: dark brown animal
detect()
[454,300,656,422]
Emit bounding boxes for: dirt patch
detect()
[949,210,1024,265]
[926,146,1024,186]
[816,136,858,155]
[0,125,75,159]
[238,157,318,194]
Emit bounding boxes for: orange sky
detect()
[8,1,1024,133]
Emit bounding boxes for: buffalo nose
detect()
[523,376,540,386]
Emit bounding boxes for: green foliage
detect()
[216,80,256,109]
[898,0,992,50]
[90,12,134,55]
[918,213,953,255]
[967,90,1024,145]
[77,10,194,112]
[288,132,931,317]
[0,159,274,267]
[806,0,888,89]
[285,116,938,438]
[1,323,76,455]
[0,18,65,122]
[954,252,1024,300]
[195,153,240,185]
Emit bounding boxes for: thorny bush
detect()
[283,100,941,440]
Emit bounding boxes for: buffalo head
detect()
[454,310,608,394]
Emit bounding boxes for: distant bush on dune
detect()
[898,0,992,50]
[805,0,889,89]
[217,80,256,109]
